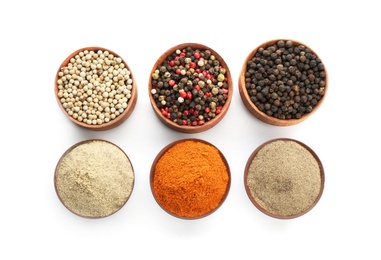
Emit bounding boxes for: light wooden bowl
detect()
[239,39,328,126]
[55,47,138,131]
[148,43,233,133]
[244,138,325,219]
[150,138,231,219]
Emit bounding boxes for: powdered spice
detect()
[151,139,230,219]
[245,138,324,218]
[54,139,134,218]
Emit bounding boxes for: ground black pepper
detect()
[244,40,326,120]
[151,47,229,126]
[245,138,324,219]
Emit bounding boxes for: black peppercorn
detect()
[244,40,326,120]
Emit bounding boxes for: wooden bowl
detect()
[54,139,135,218]
[148,43,233,133]
[238,39,328,126]
[55,47,138,131]
[244,138,325,219]
[150,138,231,219]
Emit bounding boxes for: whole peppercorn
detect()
[151,47,229,126]
[56,49,134,126]
[244,40,326,120]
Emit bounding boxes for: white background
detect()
[1,0,380,259]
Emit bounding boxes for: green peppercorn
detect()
[152,72,159,80]
[211,88,219,95]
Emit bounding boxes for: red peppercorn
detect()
[182,120,187,125]
[180,52,186,57]
[176,69,181,74]
[194,52,200,59]
[186,92,192,99]
[194,85,200,91]
[180,91,187,98]
[195,69,201,74]
[183,110,189,116]
[161,109,168,117]
[222,88,228,94]
[169,60,175,67]
[169,80,176,87]
[190,62,196,69]
[198,120,205,125]
[205,107,210,113]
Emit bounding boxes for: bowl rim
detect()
[54,138,135,219]
[244,137,325,219]
[54,46,138,131]
[148,42,233,133]
[238,39,328,126]
[150,137,231,219]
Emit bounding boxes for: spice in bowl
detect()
[54,139,135,218]
[151,138,231,219]
[149,43,233,133]
[55,47,138,131]
[244,138,324,219]
[239,39,328,126]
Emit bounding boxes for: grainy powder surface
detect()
[153,140,229,218]
[55,140,134,218]
[246,140,321,217]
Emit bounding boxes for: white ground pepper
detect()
[54,139,134,218]
[245,139,323,218]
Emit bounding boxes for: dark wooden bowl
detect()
[148,43,233,133]
[239,39,328,126]
[55,47,138,131]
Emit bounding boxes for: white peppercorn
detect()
[57,49,133,125]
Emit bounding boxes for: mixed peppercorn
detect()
[151,46,229,126]
[244,40,326,120]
